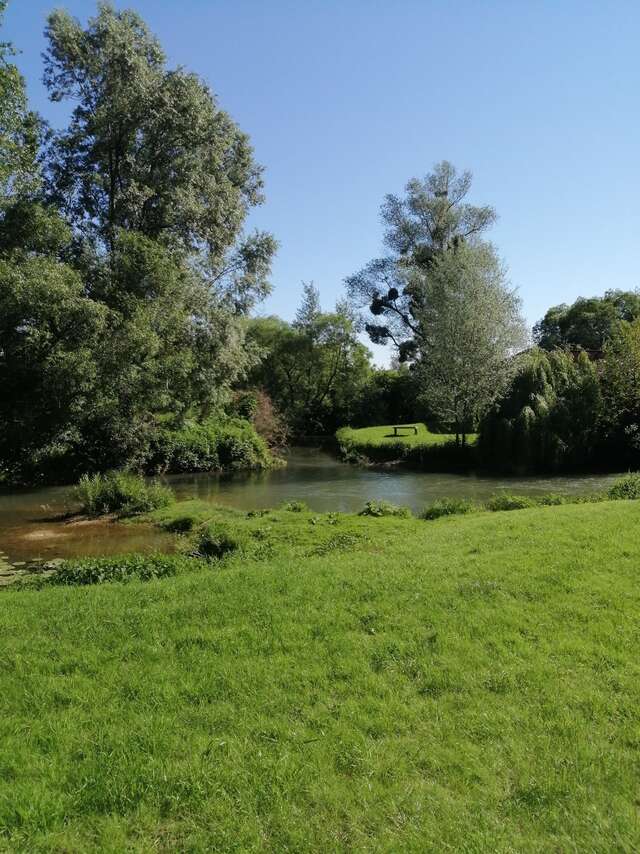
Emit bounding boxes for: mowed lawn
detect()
[337,422,476,448]
[2,501,640,851]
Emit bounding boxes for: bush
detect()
[75,471,173,517]
[146,418,276,474]
[280,500,309,513]
[358,500,412,518]
[159,514,197,534]
[191,523,246,560]
[537,493,567,506]
[41,553,195,587]
[421,497,477,520]
[608,472,640,500]
[486,493,537,512]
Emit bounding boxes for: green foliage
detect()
[36,553,195,587]
[346,162,497,363]
[75,471,173,517]
[0,4,276,485]
[147,418,275,473]
[354,368,421,426]
[191,523,247,560]
[337,423,476,470]
[421,497,477,520]
[0,2,40,199]
[413,242,527,442]
[247,285,372,436]
[280,500,309,513]
[533,290,640,353]
[485,493,537,512]
[479,348,602,472]
[607,472,640,500]
[358,500,412,518]
[2,502,640,849]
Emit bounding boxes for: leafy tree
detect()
[354,368,420,427]
[248,287,372,435]
[479,348,602,472]
[43,3,275,308]
[414,243,527,444]
[345,161,496,361]
[533,290,640,354]
[0,0,40,200]
[0,212,107,480]
[0,3,276,481]
[599,319,640,463]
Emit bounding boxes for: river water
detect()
[0,447,623,565]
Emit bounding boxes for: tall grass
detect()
[75,471,173,517]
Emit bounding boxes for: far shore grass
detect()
[337,422,476,448]
[2,496,640,850]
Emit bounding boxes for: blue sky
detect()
[5,0,640,363]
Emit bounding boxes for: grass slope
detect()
[2,502,640,851]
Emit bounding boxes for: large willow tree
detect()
[0,3,277,481]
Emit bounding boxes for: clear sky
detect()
[5,0,640,363]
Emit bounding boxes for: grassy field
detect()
[2,500,640,851]
[336,423,477,469]
[336,422,474,449]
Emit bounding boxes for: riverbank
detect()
[0,447,626,564]
[336,423,477,470]
[2,498,640,850]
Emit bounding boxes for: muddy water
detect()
[0,447,623,565]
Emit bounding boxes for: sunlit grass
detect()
[337,422,477,448]
[1,501,640,850]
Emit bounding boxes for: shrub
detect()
[421,498,477,520]
[486,493,537,512]
[608,472,640,500]
[358,500,412,518]
[41,553,195,587]
[159,514,197,534]
[280,500,309,513]
[191,523,246,560]
[146,418,276,474]
[75,471,173,517]
[537,493,567,506]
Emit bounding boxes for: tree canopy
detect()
[345,161,497,362]
[533,290,640,354]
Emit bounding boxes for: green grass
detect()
[2,501,640,850]
[336,423,477,470]
[338,422,474,449]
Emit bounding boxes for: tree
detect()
[533,290,640,355]
[0,3,277,481]
[414,243,527,444]
[43,3,275,308]
[0,0,40,200]
[345,161,496,361]
[247,289,372,435]
[0,212,107,480]
[599,319,640,463]
[479,347,602,472]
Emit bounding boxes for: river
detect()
[0,447,623,565]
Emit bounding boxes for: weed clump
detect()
[192,523,246,559]
[608,472,640,500]
[486,493,537,512]
[38,553,194,587]
[280,500,309,513]
[421,498,477,520]
[75,471,173,517]
[359,500,412,518]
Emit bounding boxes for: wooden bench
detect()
[392,424,418,436]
